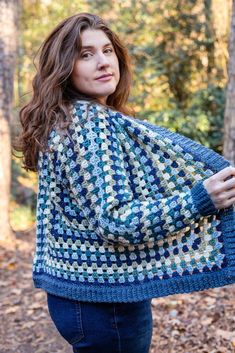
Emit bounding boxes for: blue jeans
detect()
[47,292,153,353]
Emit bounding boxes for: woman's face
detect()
[71,28,120,104]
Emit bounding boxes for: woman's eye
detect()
[105,48,113,53]
[81,48,113,58]
[81,52,92,58]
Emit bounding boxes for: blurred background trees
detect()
[223,0,235,163]
[0,0,234,242]
[0,0,20,246]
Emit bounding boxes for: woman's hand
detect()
[203,166,235,209]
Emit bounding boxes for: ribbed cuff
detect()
[191,179,218,216]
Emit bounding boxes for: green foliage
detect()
[139,84,225,154]
[186,84,225,152]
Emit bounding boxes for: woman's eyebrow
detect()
[81,42,113,49]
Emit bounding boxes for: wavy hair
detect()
[13,12,134,172]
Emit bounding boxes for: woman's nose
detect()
[97,52,109,67]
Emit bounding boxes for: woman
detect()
[15,12,235,353]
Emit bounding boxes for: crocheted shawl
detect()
[33,100,235,303]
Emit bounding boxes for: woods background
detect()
[0,1,235,352]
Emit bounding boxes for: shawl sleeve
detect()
[58,103,219,246]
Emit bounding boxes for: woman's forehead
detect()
[80,28,111,47]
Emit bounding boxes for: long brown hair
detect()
[13,12,134,172]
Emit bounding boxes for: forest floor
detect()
[0,227,235,353]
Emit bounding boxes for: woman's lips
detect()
[95,75,113,82]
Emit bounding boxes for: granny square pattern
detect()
[33,100,235,302]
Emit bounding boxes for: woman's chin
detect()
[95,90,116,100]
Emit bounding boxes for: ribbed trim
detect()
[33,269,234,303]
[190,179,218,216]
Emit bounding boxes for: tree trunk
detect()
[0,0,20,247]
[223,0,235,165]
[211,0,232,81]
[204,0,216,82]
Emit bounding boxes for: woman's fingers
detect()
[203,166,235,209]
[214,191,235,206]
[214,166,235,181]
[224,177,235,190]
[204,166,235,189]
[212,192,235,209]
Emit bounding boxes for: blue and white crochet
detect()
[33,100,235,302]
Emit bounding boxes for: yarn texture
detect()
[33,100,235,302]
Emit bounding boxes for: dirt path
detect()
[0,228,235,353]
